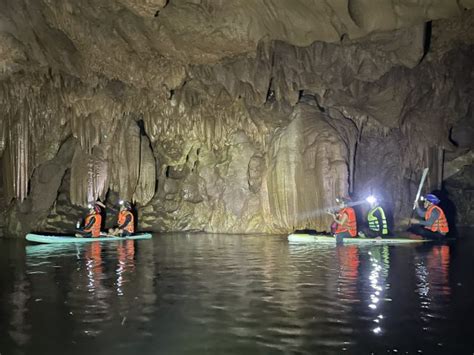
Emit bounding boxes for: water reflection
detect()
[9,274,31,346]
[366,246,390,335]
[85,242,103,293]
[428,245,450,297]
[335,244,359,303]
[415,244,451,328]
[337,245,359,280]
[0,235,470,354]
[22,240,155,340]
[73,242,111,336]
[116,240,136,296]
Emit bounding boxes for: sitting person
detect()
[408,193,449,240]
[75,202,103,238]
[327,197,357,242]
[359,196,389,238]
[109,200,135,237]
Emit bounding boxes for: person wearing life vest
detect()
[409,193,449,240]
[359,195,389,238]
[327,197,357,242]
[75,202,103,238]
[109,200,135,237]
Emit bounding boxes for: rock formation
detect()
[0,1,473,236]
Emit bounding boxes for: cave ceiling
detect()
[1,0,473,85]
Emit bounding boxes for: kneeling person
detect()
[359,196,389,238]
[409,193,449,240]
[76,203,103,238]
[327,197,357,242]
[109,200,135,237]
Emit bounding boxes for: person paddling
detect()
[327,197,357,242]
[109,200,135,237]
[408,193,449,240]
[75,202,104,238]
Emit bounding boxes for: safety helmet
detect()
[119,200,131,210]
[336,196,351,205]
[88,201,104,213]
[423,194,440,205]
[88,203,101,213]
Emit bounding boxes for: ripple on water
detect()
[0,234,473,353]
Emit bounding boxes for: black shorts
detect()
[334,231,352,243]
[121,230,132,237]
[408,225,444,240]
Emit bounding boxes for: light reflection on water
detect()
[0,234,473,354]
[366,246,389,335]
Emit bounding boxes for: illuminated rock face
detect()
[0,1,473,236]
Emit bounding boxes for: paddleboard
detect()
[26,232,152,244]
[288,233,429,244]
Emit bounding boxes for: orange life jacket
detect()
[84,212,102,237]
[335,207,357,237]
[118,210,135,233]
[425,205,449,234]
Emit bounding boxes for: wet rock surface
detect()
[0,1,473,236]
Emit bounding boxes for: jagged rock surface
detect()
[0,1,473,236]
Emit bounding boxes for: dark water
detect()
[1,233,474,355]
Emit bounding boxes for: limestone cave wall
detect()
[0,1,473,237]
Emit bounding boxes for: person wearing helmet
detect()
[109,200,135,237]
[75,202,103,238]
[359,195,389,238]
[326,197,357,242]
[408,193,449,240]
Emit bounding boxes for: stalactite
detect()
[1,5,472,235]
[133,135,156,205]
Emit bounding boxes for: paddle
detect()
[408,167,429,227]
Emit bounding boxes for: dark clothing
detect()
[76,231,93,238]
[121,229,132,237]
[360,227,384,238]
[408,224,444,240]
[334,231,352,243]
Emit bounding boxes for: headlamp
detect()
[366,195,377,204]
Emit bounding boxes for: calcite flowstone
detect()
[0,1,473,236]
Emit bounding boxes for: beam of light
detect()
[293,198,368,221]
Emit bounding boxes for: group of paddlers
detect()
[75,193,449,241]
[75,200,135,238]
[327,193,449,241]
